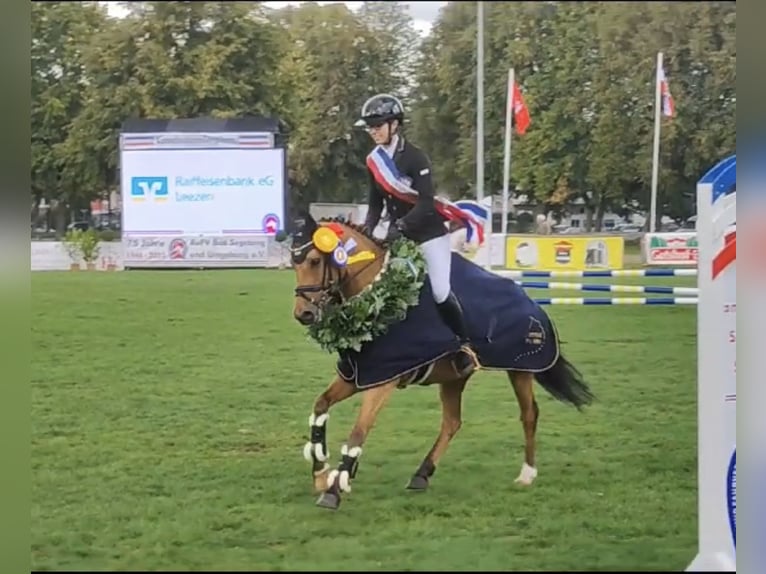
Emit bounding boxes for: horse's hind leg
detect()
[316,379,399,510]
[304,376,357,493]
[406,374,468,491]
[508,370,539,486]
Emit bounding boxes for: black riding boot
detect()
[436,291,480,372]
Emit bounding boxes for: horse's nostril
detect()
[299,310,316,324]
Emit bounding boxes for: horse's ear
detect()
[291,210,318,242]
[292,210,315,231]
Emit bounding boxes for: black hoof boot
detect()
[406,460,435,492]
[406,474,430,491]
[316,485,341,510]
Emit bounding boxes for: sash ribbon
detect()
[366,146,485,245]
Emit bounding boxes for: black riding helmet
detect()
[354,93,404,128]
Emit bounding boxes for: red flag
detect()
[659,65,675,118]
[512,81,531,135]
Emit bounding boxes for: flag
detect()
[511,80,531,135]
[659,65,675,118]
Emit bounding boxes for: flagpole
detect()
[476,1,484,206]
[476,1,490,268]
[649,51,663,233]
[501,67,514,238]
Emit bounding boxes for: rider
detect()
[355,93,479,370]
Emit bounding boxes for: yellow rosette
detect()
[312,227,340,254]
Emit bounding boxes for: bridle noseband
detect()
[290,239,380,310]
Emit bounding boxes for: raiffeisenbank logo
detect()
[131,174,276,203]
[131,177,169,202]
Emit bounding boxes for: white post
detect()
[649,51,663,233]
[501,68,514,238]
[476,1,484,205]
[686,155,737,572]
[485,195,493,269]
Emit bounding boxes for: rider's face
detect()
[367,120,397,145]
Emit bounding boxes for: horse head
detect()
[280,212,388,326]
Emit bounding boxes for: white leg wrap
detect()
[309,413,329,427]
[326,469,340,489]
[303,441,314,461]
[514,462,538,485]
[341,444,362,458]
[303,412,330,462]
[338,469,352,492]
[324,444,363,493]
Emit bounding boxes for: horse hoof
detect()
[514,463,538,486]
[406,475,429,491]
[316,490,341,510]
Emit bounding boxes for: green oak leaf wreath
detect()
[306,237,427,354]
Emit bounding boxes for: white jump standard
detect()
[686,154,736,572]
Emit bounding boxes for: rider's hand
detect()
[385,220,404,243]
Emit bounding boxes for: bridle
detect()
[290,238,381,310]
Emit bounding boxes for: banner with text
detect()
[122,234,288,268]
[505,235,624,271]
[644,232,698,266]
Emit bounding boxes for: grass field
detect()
[32,269,698,571]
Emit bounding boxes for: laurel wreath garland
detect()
[306,237,427,354]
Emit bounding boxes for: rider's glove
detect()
[385,220,404,243]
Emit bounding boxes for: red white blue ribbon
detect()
[366,147,485,245]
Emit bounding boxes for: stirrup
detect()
[459,343,483,371]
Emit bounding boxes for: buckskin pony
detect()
[283,213,594,511]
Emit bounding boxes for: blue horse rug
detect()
[336,253,561,389]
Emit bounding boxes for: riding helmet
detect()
[354,93,405,127]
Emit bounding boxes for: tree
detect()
[271,2,418,208]
[31,1,108,230]
[57,1,286,214]
[411,1,736,227]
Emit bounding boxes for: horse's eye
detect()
[308,257,321,267]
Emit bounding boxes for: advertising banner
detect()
[644,232,698,266]
[504,235,624,270]
[119,131,286,269]
[122,234,288,268]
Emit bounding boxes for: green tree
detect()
[273,2,416,208]
[31,1,107,230]
[411,1,736,228]
[59,1,285,212]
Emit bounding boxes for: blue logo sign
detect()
[262,213,280,234]
[727,448,736,549]
[131,177,168,202]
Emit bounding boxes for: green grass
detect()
[32,270,698,571]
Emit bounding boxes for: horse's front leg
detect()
[304,376,357,493]
[316,379,399,510]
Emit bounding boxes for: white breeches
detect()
[420,234,452,304]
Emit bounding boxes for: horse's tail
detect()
[533,352,595,411]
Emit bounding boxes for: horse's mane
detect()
[317,216,388,250]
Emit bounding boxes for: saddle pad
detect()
[336,253,560,389]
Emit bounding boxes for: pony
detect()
[283,213,594,510]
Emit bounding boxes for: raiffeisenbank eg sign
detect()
[121,144,285,236]
[130,174,276,203]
